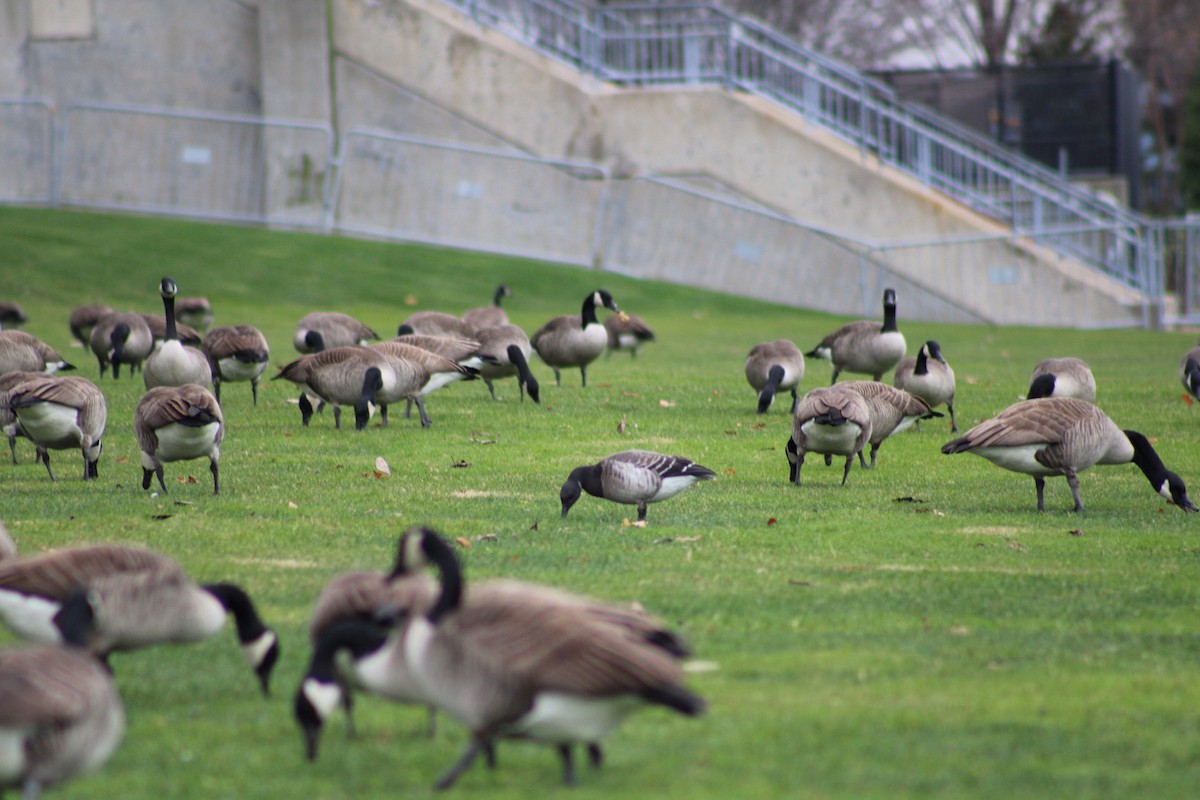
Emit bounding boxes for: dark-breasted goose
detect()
[1180,345,1200,403]
[461,284,512,334]
[200,325,270,405]
[474,323,540,403]
[0,643,124,799]
[0,543,279,694]
[0,331,74,375]
[370,341,477,428]
[941,396,1197,513]
[68,305,114,346]
[312,528,704,789]
[839,381,942,469]
[1027,357,1096,402]
[531,290,624,387]
[893,340,957,432]
[5,375,106,481]
[143,278,213,390]
[604,311,655,359]
[0,302,28,329]
[560,450,716,523]
[787,385,873,486]
[89,312,153,379]
[397,311,474,339]
[174,295,213,331]
[293,312,377,354]
[134,384,224,494]
[0,371,40,464]
[744,339,805,414]
[806,288,906,383]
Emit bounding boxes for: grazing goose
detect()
[806,288,906,383]
[0,302,28,329]
[290,347,396,431]
[474,323,540,403]
[134,384,224,494]
[560,450,716,523]
[0,371,40,464]
[0,543,279,693]
[143,278,213,390]
[294,527,705,789]
[744,339,805,414]
[293,312,377,354]
[839,381,942,469]
[89,312,153,379]
[787,385,873,486]
[68,305,114,346]
[274,346,379,428]
[604,311,656,359]
[199,325,270,405]
[941,396,1197,513]
[1180,345,1200,403]
[369,341,477,428]
[893,340,958,432]
[0,643,124,799]
[0,331,74,375]
[460,284,512,334]
[1027,357,1096,402]
[397,310,475,339]
[174,295,213,331]
[531,290,624,387]
[5,375,106,482]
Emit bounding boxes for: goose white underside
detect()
[616,333,639,349]
[146,422,220,464]
[14,403,80,449]
[0,728,30,782]
[969,445,1057,476]
[810,347,832,362]
[651,475,702,502]
[800,421,863,454]
[216,357,267,382]
[418,370,468,396]
[507,692,640,743]
[891,415,921,436]
[0,590,63,642]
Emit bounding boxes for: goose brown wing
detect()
[0,645,107,726]
[948,398,1096,451]
[0,545,178,600]
[532,315,580,343]
[309,572,435,643]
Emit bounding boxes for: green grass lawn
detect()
[3,206,1200,799]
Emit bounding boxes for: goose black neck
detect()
[52,588,95,648]
[576,464,605,499]
[309,620,390,682]
[881,301,898,333]
[914,347,930,376]
[421,532,464,625]
[493,285,507,306]
[1027,374,1056,399]
[163,295,178,342]
[305,330,326,352]
[202,583,269,643]
[508,345,536,386]
[1125,430,1170,486]
[581,294,600,328]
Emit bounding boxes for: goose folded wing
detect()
[0,546,176,599]
[0,647,100,725]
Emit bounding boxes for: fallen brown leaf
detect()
[116,457,130,464]
[617,416,627,434]
[1068,529,1083,537]
[767,518,777,526]
[751,423,765,430]
[724,429,737,436]
[1184,392,1194,407]
[455,536,472,548]
[404,294,418,305]
[287,501,298,509]
[151,514,173,521]
[724,468,736,475]
[658,399,675,408]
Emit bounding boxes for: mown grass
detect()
[2,206,1200,799]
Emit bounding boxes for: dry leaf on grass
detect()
[287,501,298,509]
[767,518,777,526]
[375,457,391,476]
[1068,529,1083,537]
[455,536,472,548]
[622,519,648,528]
[658,399,675,408]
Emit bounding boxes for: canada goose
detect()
[294,528,704,788]
[134,384,224,494]
[68,305,114,346]
[1180,345,1200,403]
[397,311,475,339]
[1027,357,1096,402]
[461,284,512,334]
[4,375,106,481]
[531,290,624,387]
[143,278,213,390]
[89,312,153,379]
[284,347,395,431]
[806,288,906,383]
[744,339,805,414]
[560,450,716,523]
[0,371,40,464]
[0,643,125,799]
[0,302,28,329]
[941,396,1197,513]
[174,295,213,331]
[140,315,202,349]
[0,331,74,375]
[474,324,540,403]
[839,381,941,469]
[604,311,655,359]
[787,385,873,486]
[293,312,377,354]
[0,543,279,693]
[370,341,477,427]
[274,346,375,428]
[893,340,957,432]
[200,325,270,405]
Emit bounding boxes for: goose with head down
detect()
[135,384,224,494]
[744,339,805,414]
[787,385,873,487]
[4,374,106,482]
[559,450,715,523]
